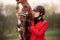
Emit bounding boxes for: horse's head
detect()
[16,0,33,20]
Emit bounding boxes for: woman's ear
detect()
[40,13,43,15]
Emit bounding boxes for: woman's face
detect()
[32,11,40,18]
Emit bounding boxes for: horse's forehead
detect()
[19,4,28,13]
[19,4,23,12]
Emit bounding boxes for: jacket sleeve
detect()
[29,21,48,37]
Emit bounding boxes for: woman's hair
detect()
[33,5,45,15]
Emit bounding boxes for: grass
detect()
[5,32,19,38]
[45,29,60,37]
[0,29,59,40]
[2,29,60,40]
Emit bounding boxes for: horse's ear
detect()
[16,0,27,3]
[16,0,19,2]
[22,0,27,2]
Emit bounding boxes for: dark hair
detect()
[33,5,45,15]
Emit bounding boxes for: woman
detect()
[29,5,48,40]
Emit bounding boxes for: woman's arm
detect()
[29,21,48,37]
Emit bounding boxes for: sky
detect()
[0,0,60,5]
[0,0,60,13]
[0,0,16,5]
[0,0,60,8]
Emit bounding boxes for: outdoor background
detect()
[0,0,60,40]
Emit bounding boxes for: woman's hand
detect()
[20,27,24,32]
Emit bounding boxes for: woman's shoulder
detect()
[43,20,48,24]
[40,20,48,24]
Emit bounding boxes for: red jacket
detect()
[29,20,48,40]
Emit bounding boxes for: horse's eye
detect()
[19,2,23,3]
[24,6,27,8]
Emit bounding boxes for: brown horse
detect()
[16,0,33,40]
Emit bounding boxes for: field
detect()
[3,29,60,40]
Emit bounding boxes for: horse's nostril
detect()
[21,20,23,23]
